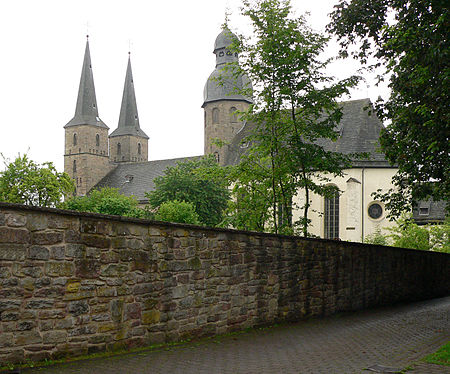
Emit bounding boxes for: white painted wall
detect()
[293,167,398,242]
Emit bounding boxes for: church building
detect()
[64,30,399,242]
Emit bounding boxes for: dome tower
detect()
[202,27,252,164]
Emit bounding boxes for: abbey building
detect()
[64,29,400,242]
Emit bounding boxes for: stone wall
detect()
[0,202,448,364]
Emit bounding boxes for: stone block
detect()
[142,309,160,324]
[26,299,54,309]
[50,245,66,260]
[100,252,120,264]
[31,231,63,245]
[80,219,109,235]
[66,243,86,258]
[15,331,42,346]
[28,245,50,260]
[97,322,116,333]
[6,214,26,227]
[0,212,5,226]
[0,333,14,348]
[43,330,67,344]
[65,229,81,243]
[0,227,30,245]
[81,234,111,249]
[1,311,19,321]
[45,262,74,277]
[26,214,48,231]
[101,264,128,277]
[0,266,10,278]
[112,223,131,236]
[75,259,100,278]
[54,318,74,329]
[110,299,124,322]
[0,244,27,261]
[21,278,35,291]
[125,303,141,321]
[68,300,89,316]
[48,216,72,229]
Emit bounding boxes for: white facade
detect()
[293,167,398,242]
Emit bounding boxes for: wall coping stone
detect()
[0,201,448,256]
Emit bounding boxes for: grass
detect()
[423,341,450,366]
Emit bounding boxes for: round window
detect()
[368,203,383,219]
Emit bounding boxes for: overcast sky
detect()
[0,0,388,172]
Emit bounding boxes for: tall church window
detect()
[229,107,237,123]
[96,134,100,147]
[73,160,77,173]
[138,143,141,155]
[73,133,77,146]
[117,143,121,155]
[212,108,219,124]
[324,190,339,239]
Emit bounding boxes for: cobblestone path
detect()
[25,297,449,374]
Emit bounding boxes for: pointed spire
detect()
[110,55,148,139]
[65,39,108,128]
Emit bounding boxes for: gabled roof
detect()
[109,56,148,139]
[225,98,391,167]
[94,156,201,202]
[65,40,108,129]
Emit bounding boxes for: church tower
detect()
[202,27,252,165]
[109,55,148,163]
[64,38,111,196]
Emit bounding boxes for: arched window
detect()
[73,133,77,146]
[138,143,141,155]
[96,134,100,147]
[229,107,237,123]
[212,108,219,124]
[324,190,339,239]
[214,151,220,163]
[117,143,121,155]
[73,160,77,173]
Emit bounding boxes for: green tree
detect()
[225,0,359,235]
[145,155,231,226]
[63,187,149,218]
[364,227,389,246]
[388,214,431,250]
[0,154,74,207]
[155,200,200,225]
[328,0,449,217]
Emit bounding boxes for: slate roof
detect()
[109,56,148,139]
[224,98,392,167]
[413,200,447,224]
[94,156,201,203]
[93,99,392,202]
[65,40,108,129]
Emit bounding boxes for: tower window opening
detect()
[93,103,96,109]
[117,143,121,155]
[73,133,77,146]
[73,160,77,173]
[230,107,237,123]
[96,134,100,147]
[212,108,219,124]
[138,143,141,155]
